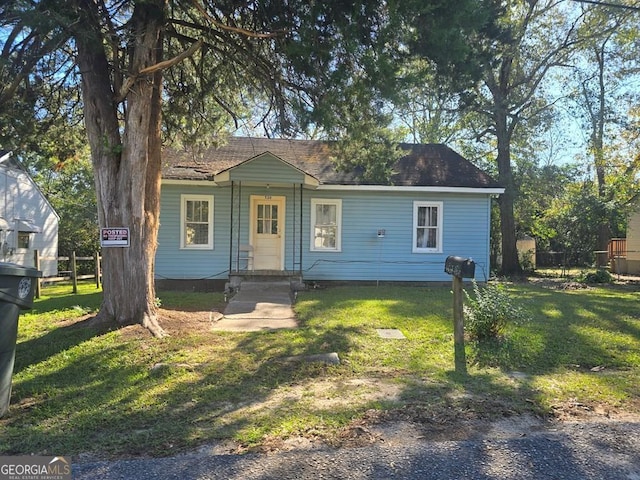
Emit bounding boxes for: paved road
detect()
[73,419,640,479]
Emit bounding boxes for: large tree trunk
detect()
[496,143,521,276]
[594,149,610,266]
[73,0,166,336]
[593,44,610,266]
[484,53,522,277]
[494,104,522,276]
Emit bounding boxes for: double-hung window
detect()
[413,201,443,253]
[311,199,342,251]
[181,194,214,249]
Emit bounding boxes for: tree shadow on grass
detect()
[13,317,113,375]
[3,314,368,457]
[463,283,640,417]
[507,285,640,372]
[463,281,640,369]
[3,341,152,455]
[5,336,536,459]
[5,283,638,460]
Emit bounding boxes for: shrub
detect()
[577,269,613,284]
[518,249,536,274]
[463,281,530,341]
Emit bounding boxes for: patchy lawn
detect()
[1,279,639,459]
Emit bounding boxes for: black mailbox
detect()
[444,256,475,278]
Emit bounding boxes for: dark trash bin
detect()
[0,262,41,417]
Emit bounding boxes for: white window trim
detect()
[310,198,342,252]
[180,194,214,250]
[412,201,443,253]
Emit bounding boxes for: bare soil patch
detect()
[118,307,218,340]
[158,308,218,334]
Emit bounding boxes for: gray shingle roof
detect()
[162,137,501,189]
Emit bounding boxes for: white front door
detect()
[250,195,285,270]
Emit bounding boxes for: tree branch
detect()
[189,0,286,38]
[116,39,203,102]
[140,38,204,75]
[572,0,640,11]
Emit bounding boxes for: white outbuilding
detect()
[0,150,59,276]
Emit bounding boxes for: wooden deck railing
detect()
[608,238,626,259]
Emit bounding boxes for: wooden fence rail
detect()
[34,250,102,298]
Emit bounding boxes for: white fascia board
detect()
[162,179,217,186]
[0,151,12,164]
[316,185,505,195]
[304,174,320,187]
[215,170,230,183]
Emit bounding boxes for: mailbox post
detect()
[444,256,475,374]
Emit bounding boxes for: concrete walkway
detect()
[212,280,298,332]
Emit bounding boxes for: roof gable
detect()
[0,152,60,221]
[214,152,319,187]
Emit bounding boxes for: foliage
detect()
[329,118,407,184]
[514,161,581,247]
[399,0,506,89]
[518,248,535,274]
[541,179,625,267]
[33,152,99,258]
[463,280,530,341]
[394,61,465,145]
[565,4,640,252]
[0,8,97,259]
[4,0,640,332]
[453,1,601,275]
[577,268,613,284]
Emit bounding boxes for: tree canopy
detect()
[1,0,502,335]
[5,0,639,317]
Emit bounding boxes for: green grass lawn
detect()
[1,280,639,458]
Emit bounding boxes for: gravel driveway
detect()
[72,417,640,479]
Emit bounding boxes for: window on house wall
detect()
[17,231,30,249]
[311,199,342,251]
[181,194,214,249]
[413,201,443,253]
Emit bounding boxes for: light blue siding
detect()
[156,183,493,282]
[302,191,491,282]
[156,184,230,280]
[228,155,306,184]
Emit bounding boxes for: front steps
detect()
[226,271,305,302]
